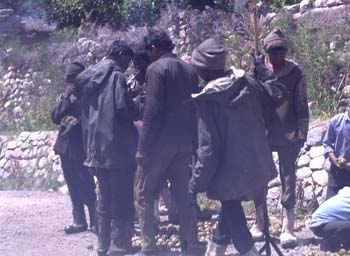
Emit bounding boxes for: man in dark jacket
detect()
[76,41,138,256]
[134,30,201,255]
[250,29,309,248]
[189,38,286,256]
[51,62,97,234]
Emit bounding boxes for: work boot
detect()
[249,204,265,242]
[204,241,228,256]
[280,208,297,249]
[109,219,134,256]
[241,246,259,256]
[97,214,111,256]
[88,203,97,234]
[64,206,87,234]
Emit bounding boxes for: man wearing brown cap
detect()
[189,38,286,256]
[51,62,97,235]
[250,29,309,248]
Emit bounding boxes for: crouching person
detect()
[310,187,350,252]
[51,62,97,234]
[188,38,286,256]
[76,41,138,256]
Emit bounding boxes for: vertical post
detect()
[252,0,259,54]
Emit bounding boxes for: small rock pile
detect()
[0,131,63,191]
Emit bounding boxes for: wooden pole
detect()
[252,0,259,54]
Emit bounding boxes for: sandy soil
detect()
[0,191,325,256]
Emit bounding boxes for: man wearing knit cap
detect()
[189,38,286,256]
[134,30,202,256]
[250,28,309,248]
[51,62,97,235]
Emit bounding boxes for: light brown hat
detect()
[191,38,226,70]
[263,29,289,53]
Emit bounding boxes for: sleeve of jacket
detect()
[294,69,309,142]
[188,102,221,194]
[137,66,165,154]
[114,73,138,121]
[252,64,287,108]
[323,118,336,156]
[51,94,73,125]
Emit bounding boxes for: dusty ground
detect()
[0,190,333,256]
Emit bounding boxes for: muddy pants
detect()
[312,221,350,252]
[134,144,197,252]
[326,165,350,200]
[96,168,135,253]
[255,145,300,211]
[213,200,254,254]
[60,155,96,225]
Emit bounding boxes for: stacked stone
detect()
[0,66,52,130]
[0,131,63,191]
[267,122,330,211]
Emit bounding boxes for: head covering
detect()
[263,29,289,53]
[65,62,85,82]
[191,38,226,70]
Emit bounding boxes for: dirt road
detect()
[0,191,328,256]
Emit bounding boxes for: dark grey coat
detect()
[189,66,286,201]
[76,58,138,170]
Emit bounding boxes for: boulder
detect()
[297,155,311,168]
[300,0,313,13]
[327,0,345,7]
[282,3,300,14]
[267,187,280,200]
[297,167,313,180]
[314,0,328,8]
[310,156,326,170]
[312,170,329,186]
[306,122,328,147]
[309,146,325,158]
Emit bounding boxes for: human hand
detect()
[337,157,347,169]
[63,85,76,98]
[251,52,265,67]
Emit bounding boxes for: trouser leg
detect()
[135,151,165,252]
[277,146,299,211]
[96,170,112,255]
[60,155,86,225]
[109,168,135,254]
[312,221,350,252]
[325,165,348,200]
[213,200,254,254]
[167,145,197,248]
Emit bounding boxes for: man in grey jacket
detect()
[77,40,138,256]
[189,38,286,256]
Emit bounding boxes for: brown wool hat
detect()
[65,62,85,82]
[263,29,289,53]
[191,38,226,70]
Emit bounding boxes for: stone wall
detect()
[0,131,64,191]
[0,122,331,209]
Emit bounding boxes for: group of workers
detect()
[51,27,350,256]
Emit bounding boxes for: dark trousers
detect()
[134,144,197,251]
[326,165,350,200]
[312,221,350,252]
[273,145,300,210]
[213,200,254,254]
[60,155,96,224]
[96,168,135,252]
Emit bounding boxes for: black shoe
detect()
[64,223,87,234]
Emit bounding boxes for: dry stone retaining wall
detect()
[0,122,331,211]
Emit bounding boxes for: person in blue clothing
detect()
[310,186,350,252]
[323,109,350,199]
